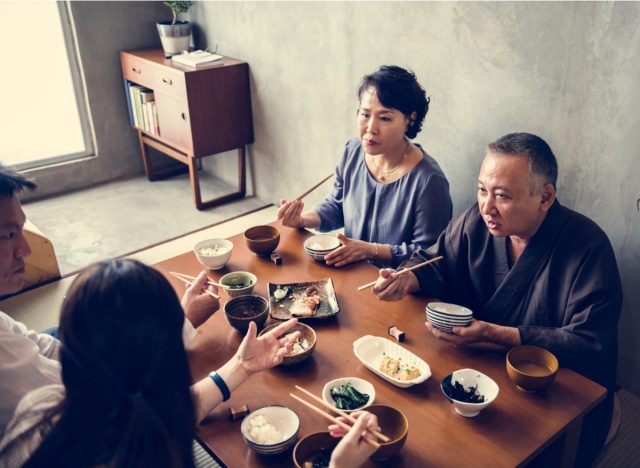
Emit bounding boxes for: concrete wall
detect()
[23,1,165,201]
[192,2,640,393]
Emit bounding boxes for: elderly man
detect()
[373,132,622,465]
[0,166,217,436]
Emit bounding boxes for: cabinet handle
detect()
[181,112,186,120]
[131,67,141,74]
[162,78,173,85]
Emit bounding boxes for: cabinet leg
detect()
[188,157,203,209]
[238,146,246,196]
[137,130,154,181]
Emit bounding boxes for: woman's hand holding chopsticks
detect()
[180,270,220,328]
[330,411,381,467]
[276,198,322,229]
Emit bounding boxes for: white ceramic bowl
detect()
[194,238,233,270]
[241,405,300,455]
[440,368,499,418]
[353,336,431,388]
[426,302,473,318]
[304,234,341,252]
[426,302,473,333]
[322,377,375,413]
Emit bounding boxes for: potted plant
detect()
[157,1,193,57]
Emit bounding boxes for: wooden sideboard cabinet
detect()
[120,49,254,210]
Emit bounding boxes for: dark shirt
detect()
[406,199,623,388]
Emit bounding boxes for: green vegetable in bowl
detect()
[330,383,369,410]
[223,277,253,289]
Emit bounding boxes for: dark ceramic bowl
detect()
[244,225,280,256]
[292,432,338,468]
[224,294,269,334]
[367,404,408,461]
[506,345,559,393]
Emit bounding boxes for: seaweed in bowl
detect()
[442,378,485,403]
[330,383,370,411]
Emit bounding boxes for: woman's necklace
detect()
[376,141,410,181]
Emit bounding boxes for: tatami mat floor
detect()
[596,389,640,467]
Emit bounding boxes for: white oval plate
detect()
[353,335,431,388]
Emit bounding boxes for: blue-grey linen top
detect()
[314,138,452,268]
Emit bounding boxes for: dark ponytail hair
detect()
[24,259,196,468]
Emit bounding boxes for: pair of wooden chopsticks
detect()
[357,255,444,291]
[290,385,389,449]
[169,271,221,299]
[293,174,334,201]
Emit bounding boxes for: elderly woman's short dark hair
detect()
[357,65,430,139]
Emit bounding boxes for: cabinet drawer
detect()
[152,67,186,98]
[155,93,193,153]
[121,54,154,89]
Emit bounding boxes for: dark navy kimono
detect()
[407,200,622,390]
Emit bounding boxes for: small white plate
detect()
[322,377,375,412]
[353,335,431,388]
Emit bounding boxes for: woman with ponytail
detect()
[0,259,300,468]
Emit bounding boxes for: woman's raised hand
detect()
[277,199,306,228]
[235,319,300,373]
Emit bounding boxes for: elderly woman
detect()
[278,65,452,268]
[0,259,378,468]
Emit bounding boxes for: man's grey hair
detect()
[488,132,558,194]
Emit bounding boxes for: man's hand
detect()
[372,269,420,301]
[181,271,219,328]
[425,319,521,348]
[277,199,306,228]
[236,319,301,373]
[324,233,373,267]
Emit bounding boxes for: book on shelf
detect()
[124,81,156,133]
[171,50,223,68]
[123,80,134,126]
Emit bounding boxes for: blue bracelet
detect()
[209,371,230,402]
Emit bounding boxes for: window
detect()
[0,1,93,170]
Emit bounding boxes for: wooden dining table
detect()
[154,225,606,468]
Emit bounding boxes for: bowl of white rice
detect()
[241,405,300,455]
[193,238,233,270]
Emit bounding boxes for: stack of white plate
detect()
[240,406,300,455]
[303,234,341,262]
[426,302,473,333]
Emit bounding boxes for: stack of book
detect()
[124,80,159,136]
[172,50,223,68]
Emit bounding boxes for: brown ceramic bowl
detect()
[506,345,559,393]
[258,322,317,366]
[224,295,269,334]
[244,225,280,256]
[367,404,408,461]
[292,432,338,468]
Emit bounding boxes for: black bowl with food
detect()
[224,294,269,334]
[293,432,338,468]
